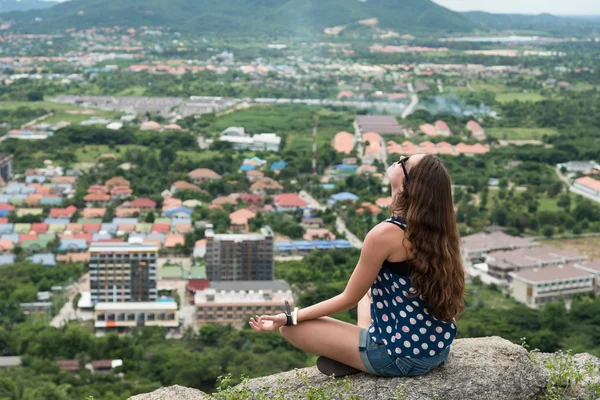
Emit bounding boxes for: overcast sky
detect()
[433,0,600,15]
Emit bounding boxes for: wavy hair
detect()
[392,155,464,322]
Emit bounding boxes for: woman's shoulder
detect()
[365,220,407,245]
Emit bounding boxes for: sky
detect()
[433,0,600,15]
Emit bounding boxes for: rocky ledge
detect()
[130,336,600,400]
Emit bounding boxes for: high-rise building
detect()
[89,242,158,304]
[205,225,274,281]
[0,154,13,183]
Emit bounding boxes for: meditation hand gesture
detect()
[249,313,287,332]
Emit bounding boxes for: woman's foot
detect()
[316,356,361,378]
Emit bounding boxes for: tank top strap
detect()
[385,216,407,232]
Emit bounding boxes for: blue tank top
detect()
[368,216,457,358]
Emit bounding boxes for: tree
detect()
[542,225,555,238]
[144,212,155,223]
[557,193,571,212]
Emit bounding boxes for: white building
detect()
[556,161,599,173]
[94,301,179,334]
[219,127,281,152]
[573,261,600,294]
[510,265,595,309]
[571,177,600,203]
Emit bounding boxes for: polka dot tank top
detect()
[367,216,457,359]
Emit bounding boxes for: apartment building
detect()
[205,225,274,281]
[573,261,600,294]
[461,231,536,265]
[0,154,13,183]
[510,265,595,309]
[89,242,158,304]
[195,280,293,327]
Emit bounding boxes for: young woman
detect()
[249,154,465,377]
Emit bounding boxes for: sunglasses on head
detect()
[398,155,410,183]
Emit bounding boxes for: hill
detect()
[0,0,475,35]
[0,0,56,12]
[462,11,600,35]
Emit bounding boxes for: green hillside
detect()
[1,0,475,35]
[462,11,600,35]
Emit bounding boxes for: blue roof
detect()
[334,164,358,170]
[291,240,315,250]
[275,242,295,250]
[171,217,191,225]
[0,224,13,234]
[112,218,139,225]
[147,233,165,243]
[312,240,335,249]
[100,223,118,234]
[0,196,9,203]
[320,184,336,190]
[331,192,359,201]
[243,156,265,164]
[0,254,15,266]
[28,254,56,267]
[334,239,353,248]
[239,164,257,172]
[25,176,46,183]
[40,197,63,206]
[164,207,192,217]
[92,232,112,241]
[58,239,88,251]
[1,233,19,243]
[44,218,71,225]
[128,233,147,240]
[0,210,11,218]
[270,161,287,171]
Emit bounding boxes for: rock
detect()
[130,336,547,400]
[130,385,206,400]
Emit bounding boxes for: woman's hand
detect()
[249,313,287,333]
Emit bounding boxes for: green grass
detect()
[73,145,147,162]
[0,101,122,126]
[495,92,546,103]
[487,127,558,141]
[450,82,548,103]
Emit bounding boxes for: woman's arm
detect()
[295,223,399,323]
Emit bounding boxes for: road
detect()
[555,167,571,186]
[401,83,419,119]
[437,79,444,93]
[299,190,363,249]
[51,272,89,328]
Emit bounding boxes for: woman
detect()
[249,154,465,377]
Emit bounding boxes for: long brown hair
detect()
[392,155,464,322]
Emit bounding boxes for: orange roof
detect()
[273,193,307,208]
[140,121,161,130]
[66,223,83,234]
[83,224,101,233]
[164,234,184,248]
[35,186,53,195]
[303,229,335,241]
[435,120,450,132]
[56,253,90,263]
[229,208,257,225]
[163,198,182,208]
[115,208,140,218]
[375,197,393,208]
[105,177,130,187]
[75,233,93,243]
[212,196,237,206]
[333,131,354,154]
[163,124,182,130]
[82,208,106,219]
[0,240,13,251]
[466,120,483,131]
[25,194,42,206]
[250,177,283,191]
[19,233,38,243]
[363,132,381,154]
[118,224,136,233]
[54,176,77,185]
[357,202,382,215]
[455,143,489,155]
[31,223,48,233]
[195,239,207,248]
[419,123,437,137]
[171,181,202,191]
[152,223,171,233]
[84,193,110,202]
[88,185,108,194]
[174,223,192,234]
[575,176,600,192]
[188,168,221,180]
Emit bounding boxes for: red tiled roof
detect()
[31,223,49,233]
[130,198,157,208]
[575,177,600,193]
[83,224,101,233]
[273,193,308,208]
[333,131,354,154]
[419,123,437,137]
[188,279,210,292]
[66,223,83,234]
[0,218,9,224]
[19,233,38,243]
[165,234,184,248]
[239,193,265,205]
[171,181,202,191]
[74,233,93,243]
[118,224,136,233]
[152,224,171,233]
[250,178,283,191]
[84,193,110,202]
[230,208,256,225]
[435,120,450,132]
[82,208,106,219]
[87,185,108,194]
[466,120,483,131]
[0,204,15,211]
[50,206,77,218]
[105,177,130,187]
[188,168,221,180]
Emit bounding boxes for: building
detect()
[434,120,452,136]
[354,116,404,135]
[205,225,274,281]
[272,193,308,212]
[0,356,21,369]
[89,242,158,304]
[573,261,600,294]
[188,168,222,185]
[0,154,13,183]
[219,127,281,152]
[556,161,599,173]
[466,121,486,140]
[510,265,595,309]
[195,280,293,327]
[571,177,600,203]
[461,231,536,264]
[332,131,355,154]
[94,302,178,334]
[486,246,587,281]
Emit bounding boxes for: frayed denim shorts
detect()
[358,328,450,377]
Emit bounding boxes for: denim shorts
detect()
[358,328,450,377]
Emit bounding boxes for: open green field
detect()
[451,82,549,103]
[487,127,558,141]
[495,92,547,103]
[0,101,121,126]
[71,145,146,163]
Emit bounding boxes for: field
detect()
[540,237,600,260]
[0,101,121,126]
[452,82,549,103]
[486,127,558,141]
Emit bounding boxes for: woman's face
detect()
[387,154,425,192]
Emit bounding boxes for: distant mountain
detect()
[0,0,57,12]
[0,0,475,35]
[462,11,600,35]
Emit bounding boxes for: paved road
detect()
[555,167,571,186]
[401,83,419,119]
[299,191,363,249]
[51,272,89,328]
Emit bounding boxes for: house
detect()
[0,240,14,253]
[249,178,283,195]
[434,120,452,136]
[357,164,377,175]
[270,161,287,173]
[571,177,600,203]
[84,193,110,207]
[357,202,382,215]
[115,207,140,218]
[229,209,256,232]
[419,141,437,155]
[219,127,281,152]
[246,170,265,182]
[455,143,489,156]
[332,131,355,154]
[170,181,203,193]
[105,177,130,190]
[130,198,157,212]
[110,185,133,200]
[238,193,265,206]
[375,197,393,209]
[50,206,77,219]
[436,142,455,155]
[355,116,404,135]
[303,229,335,241]
[419,123,438,137]
[362,132,382,163]
[28,253,56,267]
[82,208,106,219]
[164,206,193,219]
[88,185,108,194]
[188,168,221,185]
[162,197,182,211]
[273,193,308,212]
[193,240,207,258]
[328,192,359,205]
[163,124,182,130]
[31,223,49,233]
[66,223,84,234]
[466,121,486,140]
[573,261,600,294]
[556,161,600,174]
[140,121,161,131]
[59,238,88,252]
[164,234,185,248]
[300,217,324,229]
